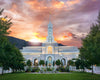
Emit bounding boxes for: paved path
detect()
[27,72,71,74]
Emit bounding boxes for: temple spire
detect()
[46,14,55,43]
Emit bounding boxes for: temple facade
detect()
[20,21,79,67]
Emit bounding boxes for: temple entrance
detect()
[34,59,38,66]
[61,58,66,66]
[47,56,52,67]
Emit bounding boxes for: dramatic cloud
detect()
[0,0,100,47]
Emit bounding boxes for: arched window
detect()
[61,58,66,66]
[47,56,52,66]
[34,59,38,66]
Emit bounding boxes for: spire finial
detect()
[49,11,52,22]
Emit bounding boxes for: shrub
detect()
[25,67,31,72]
[47,68,52,71]
[65,66,70,72]
[31,67,40,72]
[56,66,70,72]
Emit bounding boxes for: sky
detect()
[0,0,100,47]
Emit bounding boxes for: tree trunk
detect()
[83,68,85,72]
[15,69,17,72]
[92,65,94,75]
[12,69,14,73]
[2,67,4,75]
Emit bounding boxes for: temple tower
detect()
[46,21,55,43]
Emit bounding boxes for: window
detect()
[48,46,52,54]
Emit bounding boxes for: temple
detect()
[20,21,79,67]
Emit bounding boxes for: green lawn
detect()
[0,72,100,80]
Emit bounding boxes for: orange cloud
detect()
[25,31,73,43]
[26,0,66,10]
[3,0,99,48]
[25,0,47,10]
[66,0,80,6]
[25,0,38,9]
[29,32,46,42]
[63,32,72,38]
[54,32,73,43]
[52,1,65,8]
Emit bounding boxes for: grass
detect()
[0,72,100,80]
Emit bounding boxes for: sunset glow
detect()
[0,0,100,47]
[29,32,46,42]
[29,38,41,43]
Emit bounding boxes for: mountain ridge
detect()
[8,36,65,49]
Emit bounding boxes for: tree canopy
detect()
[39,60,45,66]
[80,11,100,74]
[26,59,32,67]
[56,59,61,66]
[0,8,25,74]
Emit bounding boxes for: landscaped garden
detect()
[0,72,100,80]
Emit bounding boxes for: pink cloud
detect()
[0,0,100,47]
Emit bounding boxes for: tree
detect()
[72,58,91,72]
[56,59,61,66]
[67,60,74,66]
[0,38,25,73]
[26,60,32,72]
[0,8,4,15]
[0,9,12,74]
[79,48,91,71]
[0,12,12,36]
[39,60,45,66]
[9,45,24,72]
[26,60,32,67]
[46,61,47,66]
[53,61,55,66]
[75,59,81,69]
[0,9,25,74]
[80,11,100,74]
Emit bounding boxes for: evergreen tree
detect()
[39,60,45,66]
[53,61,55,67]
[26,60,32,67]
[46,61,47,66]
[56,59,61,66]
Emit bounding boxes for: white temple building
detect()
[20,21,79,67]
